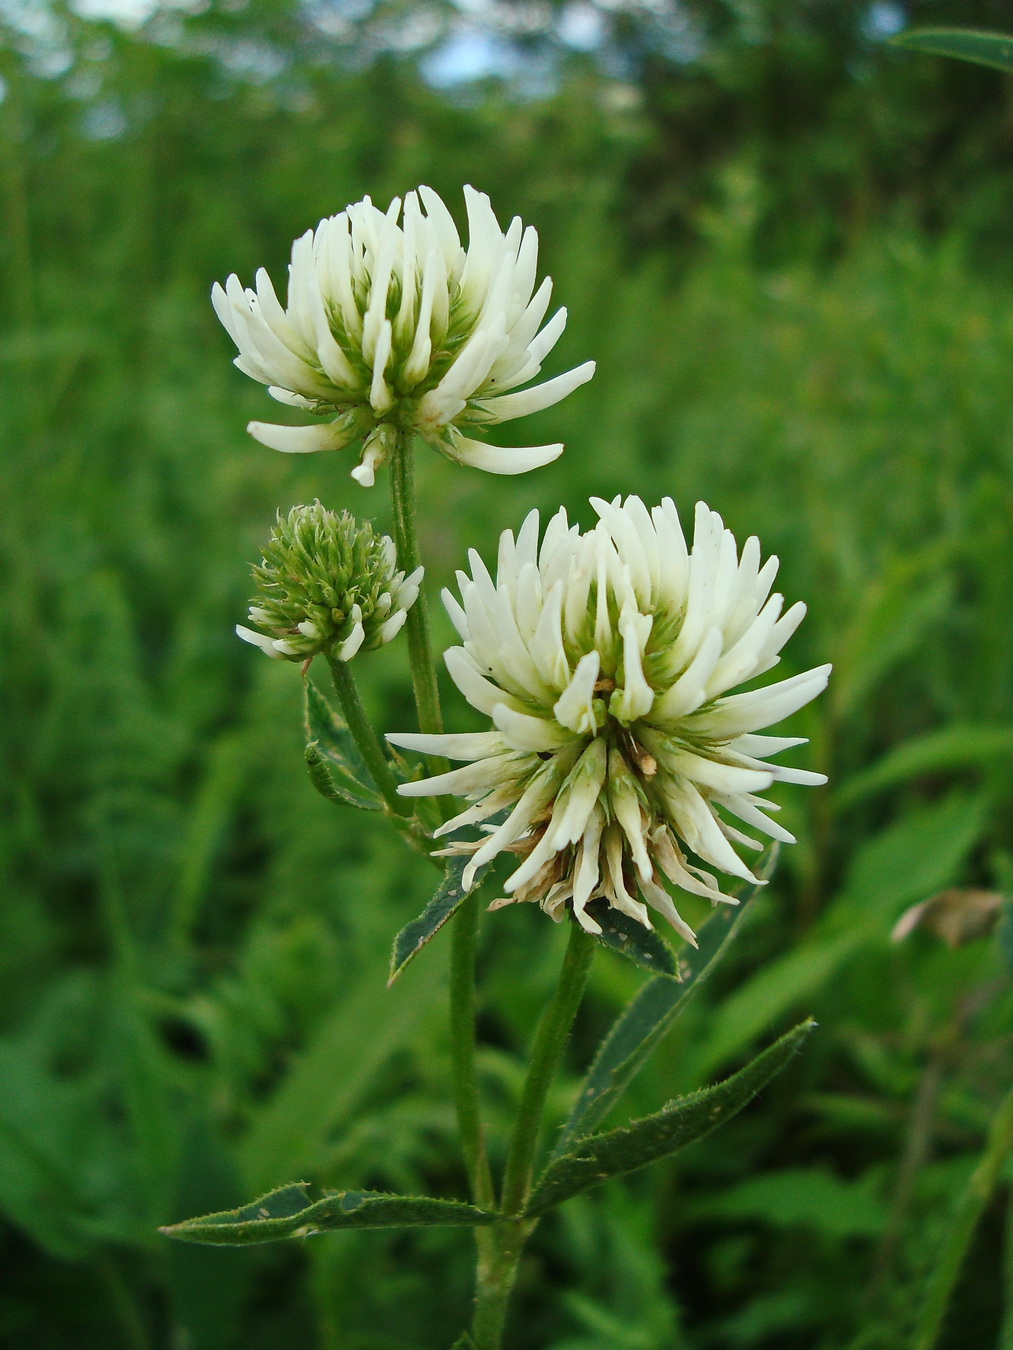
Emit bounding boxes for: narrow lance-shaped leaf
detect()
[583,897,678,977]
[892,27,1013,73]
[555,852,775,1156]
[525,1019,815,1218]
[304,681,382,809]
[389,855,490,985]
[161,1183,496,1246]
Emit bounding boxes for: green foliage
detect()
[691,1167,888,1241]
[2,1,1013,1343]
[304,680,384,811]
[162,1183,496,1246]
[582,900,679,977]
[894,28,1013,74]
[836,724,1013,810]
[527,1021,815,1217]
[558,863,771,1153]
[389,855,487,983]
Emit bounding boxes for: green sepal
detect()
[304,681,382,810]
[525,1019,814,1218]
[389,855,489,984]
[582,900,677,977]
[556,856,773,1155]
[160,1182,496,1246]
[892,27,1013,73]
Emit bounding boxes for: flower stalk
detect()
[470,922,594,1350]
[450,892,495,1208]
[500,922,595,1216]
[325,655,408,817]
[387,426,491,1227]
[388,427,445,750]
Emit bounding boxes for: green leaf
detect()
[450,1337,477,1350]
[555,855,774,1155]
[835,724,1013,810]
[583,899,677,977]
[893,27,1013,74]
[161,1182,497,1246]
[304,681,382,810]
[388,854,488,984]
[525,1020,814,1217]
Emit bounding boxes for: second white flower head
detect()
[212,186,595,486]
[389,496,830,941]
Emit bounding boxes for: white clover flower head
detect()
[236,501,422,663]
[388,496,830,941]
[212,186,596,486]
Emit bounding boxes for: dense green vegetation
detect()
[2,1,1013,1345]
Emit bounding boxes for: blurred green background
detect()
[2,1,1013,1346]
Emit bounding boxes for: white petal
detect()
[651,627,724,723]
[664,748,773,796]
[553,650,600,735]
[546,738,608,850]
[638,878,698,947]
[492,704,574,753]
[464,757,571,883]
[572,806,605,918]
[444,647,527,718]
[610,607,655,724]
[478,361,596,423]
[396,752,529,799]
[268,386,317,409]
[235,624,285,659]
[379,610,408,643]
[696,664,833,737]
[444,438,564,475]
[386,730,506,761]
[247,420,357,454]
[335,622,365,662]
[369,320,394,413]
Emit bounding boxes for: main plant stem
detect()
[452,891,495,1208]
[387,429,489,1210]
[472,924,595,1349]
[388,427,444,746]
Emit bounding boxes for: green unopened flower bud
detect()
[236,502,423,663]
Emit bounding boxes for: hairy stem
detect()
[388,428,445,752]
[326,656,408,816]
[471,1219,532,1350]
[500,923,595,1216]
[469,924,594,1349]
[452,891,495,1208]
[386,429,491,1237]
